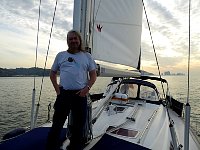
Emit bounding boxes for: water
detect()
[0,76,200,140]
[0,76,111,139]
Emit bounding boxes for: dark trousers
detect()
[46,88,87,150]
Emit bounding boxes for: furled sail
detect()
[92,0,143,69]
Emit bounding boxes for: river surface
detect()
[0,76,200,140]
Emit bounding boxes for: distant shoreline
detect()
[0,67,50,77]
[0,75,49,77]
[0,67,185,77]
[162,74,185,76]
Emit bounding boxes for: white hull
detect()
[87,102,171,150]
[82,77,200,150]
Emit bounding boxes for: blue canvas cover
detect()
[0,127,67,150]
[90,134,151,150]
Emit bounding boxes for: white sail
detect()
[92,0,143,69]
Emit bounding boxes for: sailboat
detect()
[0,0,200,150]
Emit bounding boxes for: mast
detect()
[73,0,82,32]
[73,0,92,51]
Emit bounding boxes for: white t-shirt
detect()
[51,51,96,90]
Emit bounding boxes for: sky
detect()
[0,0,199,75]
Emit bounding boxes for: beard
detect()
[68,42,80,50]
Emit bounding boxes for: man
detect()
[46,30,97,150]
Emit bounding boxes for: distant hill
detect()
[0,67,51,77]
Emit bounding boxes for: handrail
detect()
[137,107,159,144]
[92,78,122,123]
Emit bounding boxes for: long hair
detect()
[67,30,85,51]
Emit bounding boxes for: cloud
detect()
[140,0,200,75]
[0,0,73,68]
[37,0,73,38]
[0,0,73,39]
[0,0,199,75]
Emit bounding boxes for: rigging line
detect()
[184,2,191,149]
[38,0,58,104]
[142,0,165,98]
[186,0,191,104]
[33,0,42,89]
